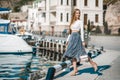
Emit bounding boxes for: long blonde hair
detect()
[69,9,80,34]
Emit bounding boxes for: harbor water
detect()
[0,52,57,80]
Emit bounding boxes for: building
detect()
[9,12,28,30]
[27,0,103,33]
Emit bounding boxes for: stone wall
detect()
[105,1,120,34]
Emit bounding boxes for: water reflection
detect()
[0,52,58,80]
[0,54,32,80]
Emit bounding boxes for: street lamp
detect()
[38,22,41,35]
[30,20,34,33]
[51,26,54,36]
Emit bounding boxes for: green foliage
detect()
[103,21,111,35]
[95,25,102,34]
[14,6,21,12]
[14,0,35,12]
[18,0,35,5]
[104,0,119,5]
[103,21,108,34]
[87,20,91,33]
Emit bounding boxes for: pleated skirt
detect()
[63,32,87,61]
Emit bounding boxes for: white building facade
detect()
[27,0,103,32]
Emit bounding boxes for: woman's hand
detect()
[82,41,86,47]
[66,41,69,45]
[65,41,69,50]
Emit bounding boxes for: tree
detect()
[95,25,102,34]
[14,6,21,12]
[13,0,35,12]
[87,20,91,34]
[103,21,110,34]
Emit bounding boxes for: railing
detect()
[28,35,104,80]
[32,31,68,38]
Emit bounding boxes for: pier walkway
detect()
[34,35,120,80]
[51,49,120,80]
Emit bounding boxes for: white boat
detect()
[0,34,33,53]
[0,19,33,54]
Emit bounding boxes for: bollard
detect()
[45,60,72,80]
[45,67,56,80]
[32,47,37,56]
[88,51,92,58]
[96,49,101,55]
[100,46,104,51]
[88,47,103,58]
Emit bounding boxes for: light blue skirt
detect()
[63,32,87,61]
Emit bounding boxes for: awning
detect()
[0,8,11,14]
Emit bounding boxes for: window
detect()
[60,13,63,22]
[42,13,46,17]
[95,0,98,7]
[95,14,99,23]
[0,26,4,32]
[73,0,76,6]
[61,0,63,5]
[66,13,69,22]
[84,0,88,6]
[67,0,69,5]
[84,14,88,25]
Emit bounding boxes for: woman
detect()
[63,8,98,76]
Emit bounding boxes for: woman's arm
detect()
[66,34,71,45]
[80,21,84,42]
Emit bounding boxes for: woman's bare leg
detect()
[71,58,78,76]
[88,57,98,72]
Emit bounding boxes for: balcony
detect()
[50,21,56,25]
[50,6,56,12]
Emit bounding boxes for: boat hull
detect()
[0,34,33,54]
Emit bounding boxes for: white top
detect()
[66,20,84,42]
